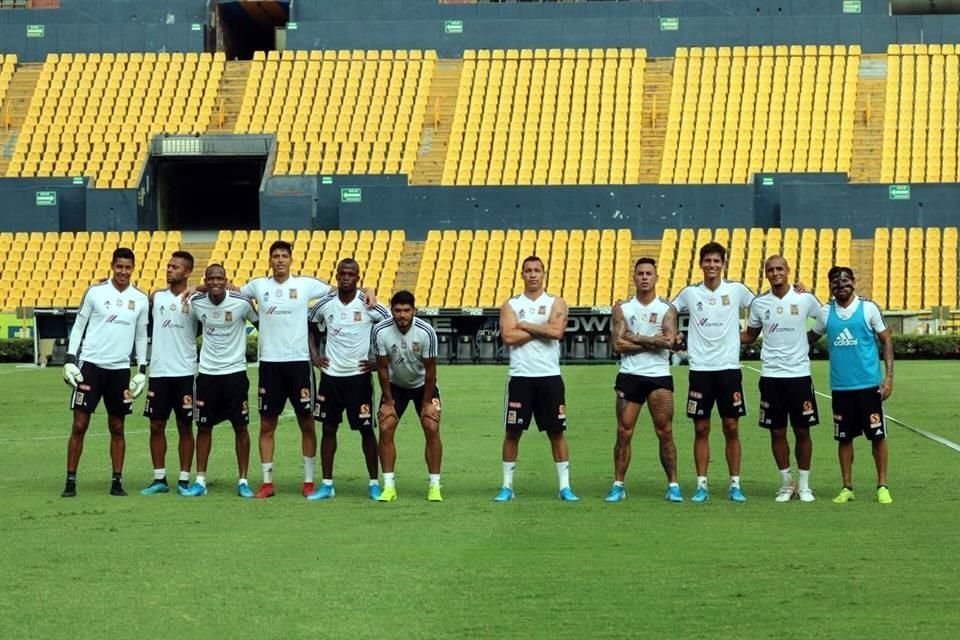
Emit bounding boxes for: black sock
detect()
[66,472,77,484]
[178,479,189,487]
[155,477,168,485]
[112,473,122,484]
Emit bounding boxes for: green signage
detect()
[761,176,775,186]
[26,25,45,38]
[340,187,362,204]
[842,1,862,14]
[659,17,680,32]
[889,185,911,201]
[321,176,333,185]
[287,22,298,31]
[444,20,464,35]
[72,176,84,185]
[191,23,202,32]
[36,191,57,206]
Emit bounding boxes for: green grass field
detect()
[0,361,958,639]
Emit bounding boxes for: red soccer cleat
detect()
[302,482,315,498]
[254,483,275,499]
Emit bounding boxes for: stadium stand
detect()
[872,226,959,310]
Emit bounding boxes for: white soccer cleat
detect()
[775,485,795,503]
[797,488,815,503]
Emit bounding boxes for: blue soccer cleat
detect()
[368,484,383,501]
[604,484,626,502]
[665,485,684,503]
[307,484,336,501]
[177,483,191,496]
[728,486,747,503]
[183,483,207,497]
[691,487,710,503]
[140,480,169,496]
[493,487,514,502]
[237,483,254,499]
[559,487,580,502]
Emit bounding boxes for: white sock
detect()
[322,478,334,486]
[798,469,811,491]
[613,480,624,488]
[178,470,190,483]
[261,463,273,484]
[668,482,679,488]
[779,467,793,487]
[383,472,396,488]
[502,461,516,489]
[730,475,741,489]
[429,473,441,487]
[697,475,708,490]
[303,456,316,483]
[153,468,166,481]
[556,461,570,491]
[196,474,206,488]
[369,479,380,487]
[238,478,248,486]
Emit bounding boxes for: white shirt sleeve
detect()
[135,300,149,365]
[308,298,326,324]
[374,327,388,357]
[738,283,756,308]
[864,301,887,333]
[67,287,95,357]
[805,294,822,319]
[746,299,762,328]
[812,305,829,335]
[367,304,390,322]
[424,324,439,359]
[240,280,258,299]
[306,278,333,301]
[671,289,688,313]
[245,300,259,324]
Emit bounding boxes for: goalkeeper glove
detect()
[129,373,147,398]
[63,363,84,388]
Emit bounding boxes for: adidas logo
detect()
[833,328,858,347]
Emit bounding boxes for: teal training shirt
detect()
[825,300,882,391]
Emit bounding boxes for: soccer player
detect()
[741,256,822,503]
[61,247,149,497]
[306,258,389,501]
[140,251,198,496]
[606,257,682,503]
[809,266,894,505]
[372,290,443,502]
[494,256,577,502]
[183,264,259,497]
[672,242,755,503]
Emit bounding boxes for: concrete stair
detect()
[0,63,43,174]
[393,241,424,294]
[849,55,887,184]
[181,241,215,285]
[850,239,874,295]
[207,60,251,133]
[410,60,462,186]
[637,58,673,183]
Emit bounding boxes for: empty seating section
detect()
[6,52,225,188]
[0,54,16,110]
[209,229,404,295]
[237,50,435,176]
[658,228,849,302]
[0,230,182,311]
[414,229,631,307]
[881,44,960,183]
[443,48,646,186]
[660,45,859,184]
[872,227,958,310]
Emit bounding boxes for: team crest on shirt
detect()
[538,305,546,315]
[181,304,189,314]
[289,289,298,299]
[412,342,421,354]
[790,305,799,315]
[225,311,233,321]
[721,295,730,306]
[649,312,658,324]
[354,311,363,321]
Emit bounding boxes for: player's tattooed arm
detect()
[499,301,535,347]
[877,327,894,400]
[519,297,568,341]
[612,303,647,353]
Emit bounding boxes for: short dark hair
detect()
[112,247,135,264]
[634,257,657,270]
[699,242,726,263]
[269,240,293,256]
[205,263,226,277]
[337,258,360,272]
[390,290,416,307]
[827,266,855,281]
[171,250,194,270]
[522,255,545,270]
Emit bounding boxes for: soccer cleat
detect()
[183,483,207,497]
[877,486,893,504]
[426,484,443,502]
[775,485,795,503]
[302,482,315,498]
[177,483,192,496]
[237,483,255,499]
[728,486,747,503]
[376,486,398,502]
[254,483,275,499]
[140,480,170,496]
[307,484,335,501]
[110,482,128,497]
[665,485,684,503]
[61,482,77,498]
[798,488,816,503]
[604,484,626,503]
[559,487,580,502]
[691,487,710,503]
[368,484,383,501]
[493,486,514,502]
[832,487,855,504]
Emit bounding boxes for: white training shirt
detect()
[747,289,821,378]
[618,296,673,378]
[506,292,562,378]
[673,280,755,371]
[190,292,258,375]
[813,295,887,335]
[148,288,198,378]
[68,280,149,370]
[241,275,332,362]
[309,291,389,377]
[373,317,439,389]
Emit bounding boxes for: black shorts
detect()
[832,387,885,442]
[315,373,375,431]
[258,361,315,417]
[70,362,133,416]
[614,373,674,405]
[143,375,195,421]
[195,372,250,429]
[381,384,441,421]
[758,376,820,430]
[505,375,567,433]
[686,369,747,419]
